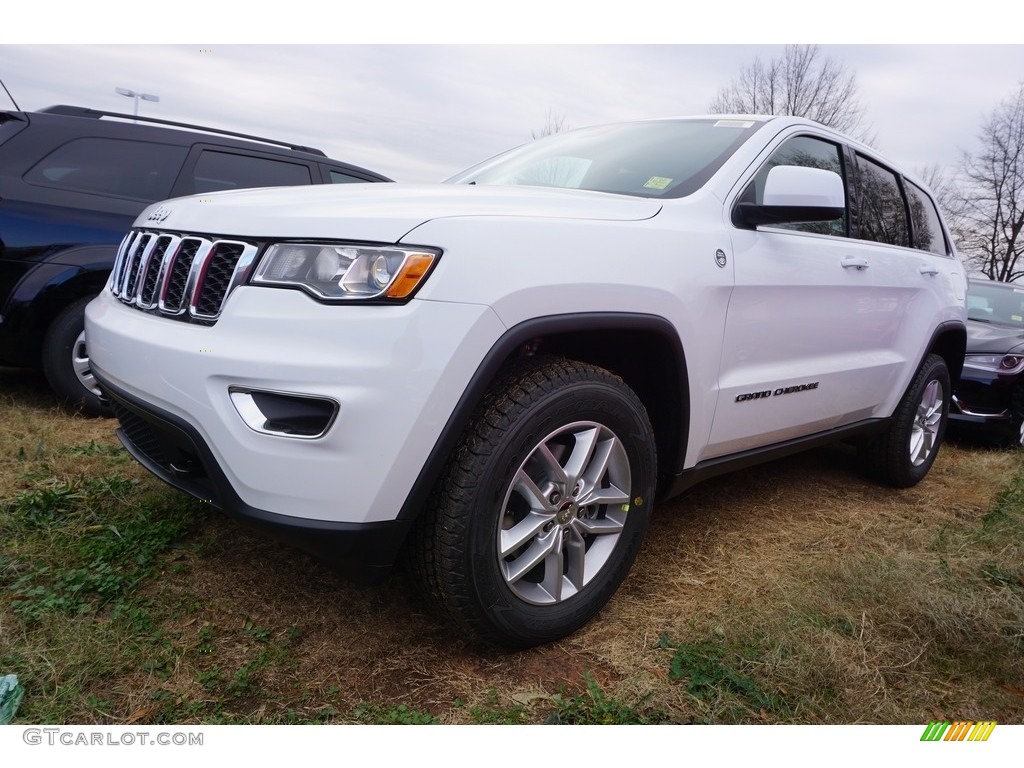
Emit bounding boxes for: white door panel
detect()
[706,227,899,459]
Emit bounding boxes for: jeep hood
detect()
[134,183,663,242]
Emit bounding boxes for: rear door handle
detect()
[919,264,939,276]
[841,256,869,270]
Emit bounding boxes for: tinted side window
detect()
[855,154,909,248]
[329,170,368,184]
[905,180,948,256]
[24,138,187,200]
[738,135,847,236]
[190,151,312,194]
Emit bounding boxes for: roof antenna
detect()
[0,79,21,111]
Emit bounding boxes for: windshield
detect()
[447,118,764,199]
[967,281,1024,328]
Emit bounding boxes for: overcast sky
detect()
[3,16,1022,184]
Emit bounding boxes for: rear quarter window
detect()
[188,150,312,194]
[329,170,371,184]
[905,180,949,256]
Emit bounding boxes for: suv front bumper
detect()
[97,372,411,583]
[86,288,505,579]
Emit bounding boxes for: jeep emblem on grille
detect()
[147,206,172,223]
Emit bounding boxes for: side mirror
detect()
[734,165,845,228]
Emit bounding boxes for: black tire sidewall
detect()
[458,374,655,647]
[42,296,110,417]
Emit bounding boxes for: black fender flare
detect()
[395,311,690,522]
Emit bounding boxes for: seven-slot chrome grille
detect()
[109,230,260,323]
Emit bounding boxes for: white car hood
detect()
[135,183,663,243]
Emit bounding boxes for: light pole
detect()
[115,87,159,120]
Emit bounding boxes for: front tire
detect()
[412,357,656,648]
[42,296,112,417]
[860,353,950,487]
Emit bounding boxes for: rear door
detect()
[844,152,963,412]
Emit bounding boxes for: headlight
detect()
[963,353,1024,375]
[251,243,439,301]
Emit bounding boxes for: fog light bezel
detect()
[229,387,340,440]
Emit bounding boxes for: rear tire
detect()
[42,296,112,418]
[860,353,949,487]
[1009,385,1024,448]
[411,357,656,648]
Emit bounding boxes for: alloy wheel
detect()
[497,421,632,605]
[910,379,943,466]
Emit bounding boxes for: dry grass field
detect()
[2,365,1022,724]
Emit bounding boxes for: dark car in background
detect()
[0,105,390,415]
[950,278,1024,445]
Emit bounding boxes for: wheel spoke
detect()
[573,514,625,536]
[562,426,600,487]
[918,380,941,419]
[578,484,629,507]
[535,443,569,487]
[910,427,932,464]
[503,528,560,584]
[513,469,552,512]
[579,436,613,490]
[72,330,101,396]
[909,429,923,462]
[565,529,586,593]
[910,378,943,466]
[500,510,554,557]
[537,535,565,600]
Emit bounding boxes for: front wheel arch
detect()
[394,312,688,526]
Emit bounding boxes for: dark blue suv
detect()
[0,105,390,415]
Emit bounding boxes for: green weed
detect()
[65,440,126,458]
[5,491,196,621]
[351,703,438,724]
[242,620,272,642]
[465,690,530,724]
[547,672,665,724]
[2,481,84,528]
[660,635,780,714]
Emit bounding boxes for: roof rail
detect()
[37,105,327,156]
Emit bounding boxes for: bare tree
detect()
[918,164,963,219]
[709,45,872,142]
[530,109,568,140]
[916,163,974,260]
[957,83,1024,282]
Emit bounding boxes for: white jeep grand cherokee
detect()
[85,116,967,647]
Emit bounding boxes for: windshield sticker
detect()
[1014,315,1023,322]
[643,176,673,190]
[714,119,756,128]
